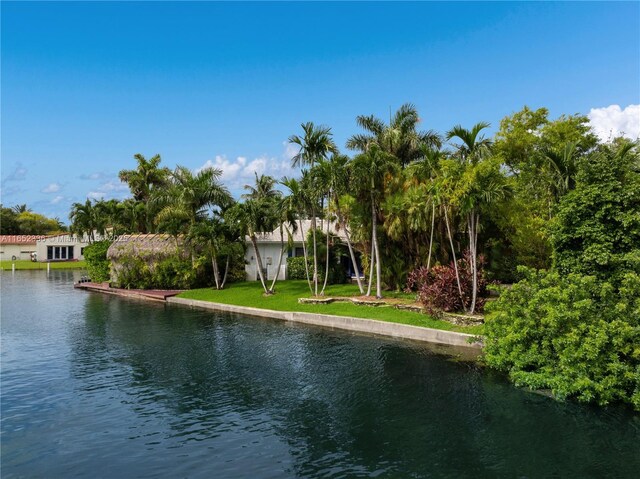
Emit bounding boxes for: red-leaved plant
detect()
[405,250,487,314]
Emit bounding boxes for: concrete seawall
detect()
[167,296,482,349]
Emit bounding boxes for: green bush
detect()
[114,253,199,290]
[551,141,640,285]
[287,256,315,281]
[83,240,112,283]
[484,267,640,410]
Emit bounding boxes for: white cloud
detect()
[42,182,61,193]
[588,104,640,141]
[87,191,105,200]
[50,195,64,204]
[283,141,300,161]
[197,153,296,194]
[79,172,109,180]
[83,178,129,201]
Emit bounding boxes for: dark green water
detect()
[2,271,639,478]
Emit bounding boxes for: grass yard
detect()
[0,260,87,270]
[179,280,484,335]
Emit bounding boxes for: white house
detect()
[245,219,355,281]
[35,233,97,262]
[0,235,49,261]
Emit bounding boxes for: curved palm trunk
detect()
[212,256,220,290]
[298,218,314,295]
[372,200,382,299]
[320,216,331,295]
[269,227,288,293]
[468,211,479,314]
[427,202,435,271]
[342,219,364,294]
[444,205,465,309]
[366,237,375,297]
[220,255,230,289]
[311,213,319,296]
[250,235,269,294]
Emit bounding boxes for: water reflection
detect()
[2,271,639,478]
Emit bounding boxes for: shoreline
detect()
[75,282,483,351]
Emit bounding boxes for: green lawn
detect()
[179,280,484,335]
[0,260,87,270]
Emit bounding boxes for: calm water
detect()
[1,271,639,478]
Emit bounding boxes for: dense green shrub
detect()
[484,268,640,409]
[287,256,316,281]
[114,253,199,290]
[83,240,112,282]
[286,255,348,284]
[550,141,640,285]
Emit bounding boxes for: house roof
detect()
[249,219,349,244]
[0,235,50,245]
[107,234,185,259]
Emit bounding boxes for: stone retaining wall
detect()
[167,297,482,349]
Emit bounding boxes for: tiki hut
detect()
[107,234,188,286]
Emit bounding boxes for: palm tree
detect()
[542,141,578,199]
[12,204,31,214]
[118,153,170,232]
[289,122,338,295]
[155,166,232,233]
[69,199,105,242]
[281,176,314,294]
[351,144,397,298]
[447,122,509,313]
[346,103,441,167]
[233,174,282,294]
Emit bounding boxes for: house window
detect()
[47,246,74,260]
[295,247,304,257]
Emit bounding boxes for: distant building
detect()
[35,233,99,262]
[245,219,357,281]
[0,235,49,261]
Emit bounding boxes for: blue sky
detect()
[2,1,639,221]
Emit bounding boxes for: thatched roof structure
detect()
[107,234,186,261]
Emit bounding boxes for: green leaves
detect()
[484,268,640,409]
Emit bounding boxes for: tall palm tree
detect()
[69,199,105,242]
[281,176,314,294]
[118,153,171,232]
[155,166,232,268]
[447,123,509,313]
[155,166,232,233]
[346,103,441,167]
[235,174,281,294]
[289,122,338,295]
[351,144,397,298]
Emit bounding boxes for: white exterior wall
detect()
[0,244,35,261]
[245,243,292,281]
[35,234,92,261]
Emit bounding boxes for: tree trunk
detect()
[212,256,220,290]
[269,227,287,293]
[250,235,269,294]
[220,255,230,289]
[427,202,435,271]
[320,215,331,295]
[366,237,375,297]
[444,205,465,310]
[298,218,313,295]
[340,214,364,294]
[311,212,319,296]
[468,211,479,314]
[372,199,382,299]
